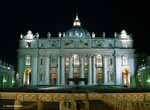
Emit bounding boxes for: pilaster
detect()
[18,55,24,86]
[31,54,38,86]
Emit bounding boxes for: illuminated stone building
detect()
[18,15,135,87]
[0,60,15,87]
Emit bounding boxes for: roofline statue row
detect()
[20,30,131,39]
[19,14,132,40]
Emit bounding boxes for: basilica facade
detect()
[18,15,135,87]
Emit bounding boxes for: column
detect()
[18,55,24,86]
[61,56,65,85]
[69,56,73,85]
[93,56,97,85]
[31,55,38,86]
[102,55,105,84]
[104,55,108,85]
[14,100,22,110]
[49,55,51,84]
[113,51,117,85]
[37,101,43,110]
[80,56,85,85]
[116,55,122,85]
[88,55,92,85]
[57,56,60,85]
[45,56,49,85]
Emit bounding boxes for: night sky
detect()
[0,0,149,69]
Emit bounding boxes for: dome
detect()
[64,14,91,38]
[65,27,91,38]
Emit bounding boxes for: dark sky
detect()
[0,0,150,69]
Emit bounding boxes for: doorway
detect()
[122,67,129,86]
[23,68,31,86]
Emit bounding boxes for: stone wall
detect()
[0,92,150,110]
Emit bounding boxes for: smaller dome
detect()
[120,29,129,39]
[24,30,34,39]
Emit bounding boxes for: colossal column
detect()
[45,56,49,85]
[57,55,60,85]
[69,56,73,85]
[116,54,122,85]
[104,55,108,85]
[61,56,65,85]
[88,55,92,85]
[93,55,97,85]
[80,55,85,85]
[113,50,117,85]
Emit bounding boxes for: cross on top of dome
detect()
[73,13,81,27]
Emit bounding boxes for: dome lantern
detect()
[73,13,81,27]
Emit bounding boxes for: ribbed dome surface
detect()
[65,27,91,38]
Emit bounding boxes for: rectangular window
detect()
[25,55,31,66]
[96,55,102,67]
